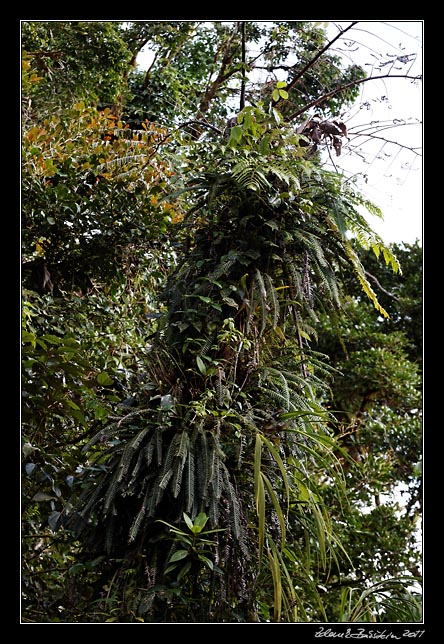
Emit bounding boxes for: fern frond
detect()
[220,462,243,540]
[185,446,195,513]
[196,430,210,506]
[159,433,182,485]
[97,154,148,175]
[126,446,146,493]
[103,470,120,513]
[105,516,117,554]
[155,427,163,466]
[209,251,240,280]
[129,504,146,543]
[294,230,328,268]
[158,467,173,490]
[344,241,390,318]
[232,158,272,192]
[145,433,156,467]
[255,269,268,334]
[264,272,280,328]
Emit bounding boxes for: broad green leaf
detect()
[177,561,192,581]
[198,555,214,570]
[196,355,207,375]
[194,512,209,531]
[97,372,114,386]
[169,549,189,562]
[22,331,36,345]
[93,406,108,421]
[227,125,243,147]
[183,512,194,531]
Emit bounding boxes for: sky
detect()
[137,20,423,246]
[323,21,423,247]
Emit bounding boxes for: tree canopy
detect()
[21,20,422,625]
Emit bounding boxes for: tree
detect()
[21,20,422,623]
[312,242,422,618]
[21,21,132,123]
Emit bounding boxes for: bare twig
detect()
[272,21,359,107]
[285,74,422,123]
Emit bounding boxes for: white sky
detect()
[137,20,423,246]
[324,21,423,246]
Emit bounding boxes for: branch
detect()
[348,133,422,156]
[240,21,246,112]
[365,271,400,301]
[273,21,359,106]
[285,74,422,123]
[178,119,223,136]
[199,23,240,113]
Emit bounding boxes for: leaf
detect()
[193,512,209,531]
[267,544,282,622]
[25,463,37,475]
[227,125,243,147]
[22,442,36,458]
[48,510,61,531]
[32,491,56,502]
[42,334,61,344]
[272,108,282,125]
[196,355,207,375]
[97,372,114,386]
[169,549,189,562]
[21,331,36,346]
[198,555,214,570]
[161,394,174,410]
[177,561,192,581]
[261,472,286,548]
[183,512,194,531]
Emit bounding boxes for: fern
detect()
[126,446,146,493]
[196,429,210,506]
[344,240,390,318]
[185,446,195,513]
[129,504,146,543]
[96,153,148,175]
[145,434,156,467]
[220,462,243,541]
[209,251,241,280]
[103,469,120,514]
[232,158,272,192]
[264,273,280,328]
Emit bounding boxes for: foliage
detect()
[21,21,132,122]
[22,100,179,293]
[21,20,422,624]
[123,21,365,133]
